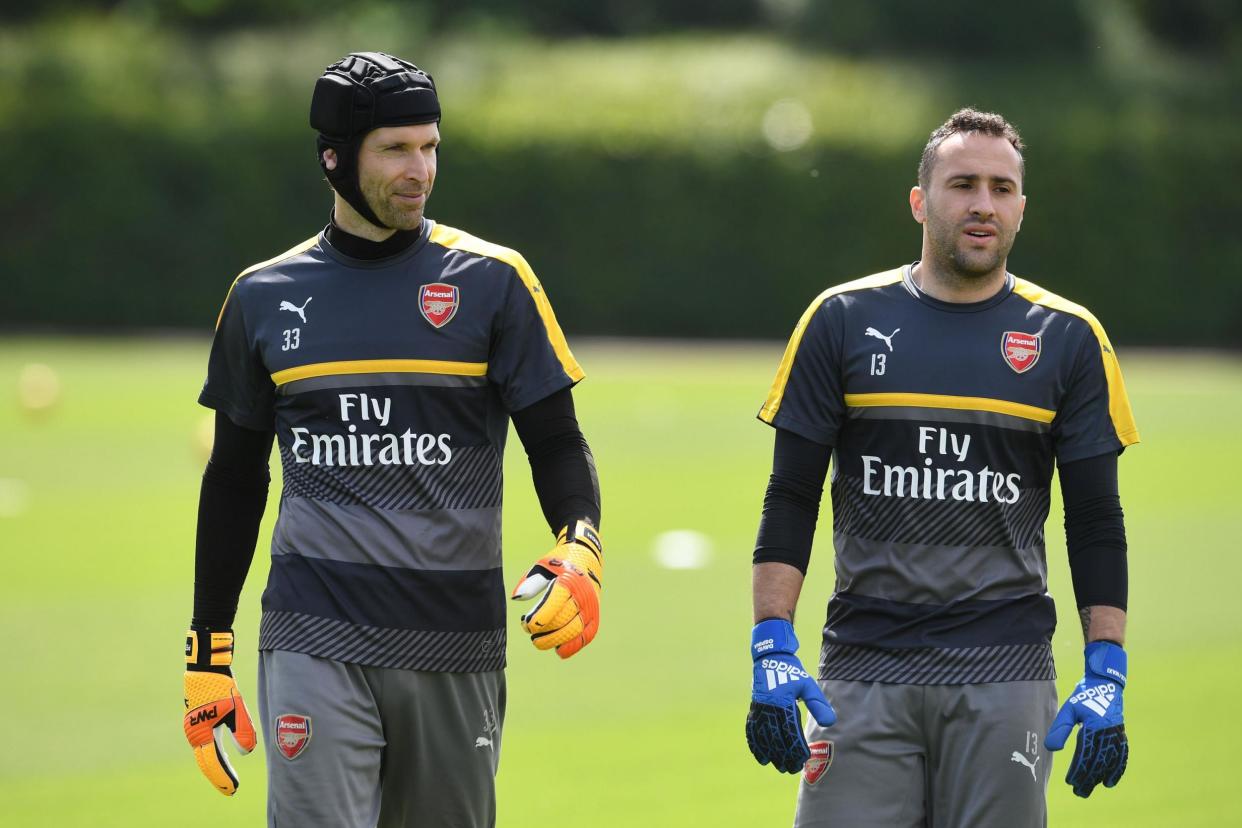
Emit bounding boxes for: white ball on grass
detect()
[652,530,714,570]
[16,363,61,418]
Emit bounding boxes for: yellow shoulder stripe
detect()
[271,359,488,387]
[759,269,905,423]
[214,235,320,330]
[844,392,1056,424]
[429,224,585,382]
[1011,278,1140,445]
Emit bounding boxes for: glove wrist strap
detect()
[1084,640,1127,686]
[751,618,798,660]
[560,519,603,559]
[186,627,236,673]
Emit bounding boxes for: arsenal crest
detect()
[804,741,833,785]
[420,282,460,328]
[274,714,311,760]
[1001,331,1041,374]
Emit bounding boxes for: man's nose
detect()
[405,154,429,182]
[970,192,995,218]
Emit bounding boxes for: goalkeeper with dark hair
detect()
[746,108,1136,825]
[183,52,602,828]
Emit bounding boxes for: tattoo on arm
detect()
[1079,606,1092,640]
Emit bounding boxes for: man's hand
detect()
[1046,640,1129,798]
[511,520,602,659]
[183,628,256,796]
[746,618,837,774]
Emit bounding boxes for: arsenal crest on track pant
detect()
[258,649,505,828]
[794,679,1057,828]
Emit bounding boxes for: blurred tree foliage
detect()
[1127,0,1242,54]
[5,0,1239,56]
[777,0,1093,58]
[1,4,1239,345]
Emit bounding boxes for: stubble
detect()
[924,199,1016,284]
[361,179,428,231]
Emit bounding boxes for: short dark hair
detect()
[918,108,1025,187]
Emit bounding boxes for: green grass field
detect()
[1,338,1238,826]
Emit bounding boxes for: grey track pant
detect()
[258,649,505,828]
[794,679,1057,828]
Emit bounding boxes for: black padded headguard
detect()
[310,52,441,229]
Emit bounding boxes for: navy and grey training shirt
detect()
[759,264,1139,685]
[200,219,583,673]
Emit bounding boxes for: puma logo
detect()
[864,326,900,352]
[1010,751,1039,781]
[279,297,312,324]
[474,736,493,749]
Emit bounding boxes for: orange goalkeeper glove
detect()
[183,628,256,796]
[511,520,603,659]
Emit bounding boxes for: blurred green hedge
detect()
[3,17,1239,345]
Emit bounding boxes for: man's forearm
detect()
[753,561,805,624]
[511,388,601,532]
[1080,605,1126,645]
[193,413,272,628]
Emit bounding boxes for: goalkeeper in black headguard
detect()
[182,52,603,827]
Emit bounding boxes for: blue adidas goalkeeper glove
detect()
[746,618,837,774]
[1045,640,1129,798]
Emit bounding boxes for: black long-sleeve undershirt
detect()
[192,414,273,629]
[752,428,1127,610]
[753,429,831,575]
[1060,451,1128,610]
[510,388,601,532]
[192,388,599,630]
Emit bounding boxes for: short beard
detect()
[925,211,1012,282]
[360,181,427,231]
[932,234,1004,279]
[369,196,425,231]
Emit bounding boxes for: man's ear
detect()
[910,185,926,224]
[322,147,338,171]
